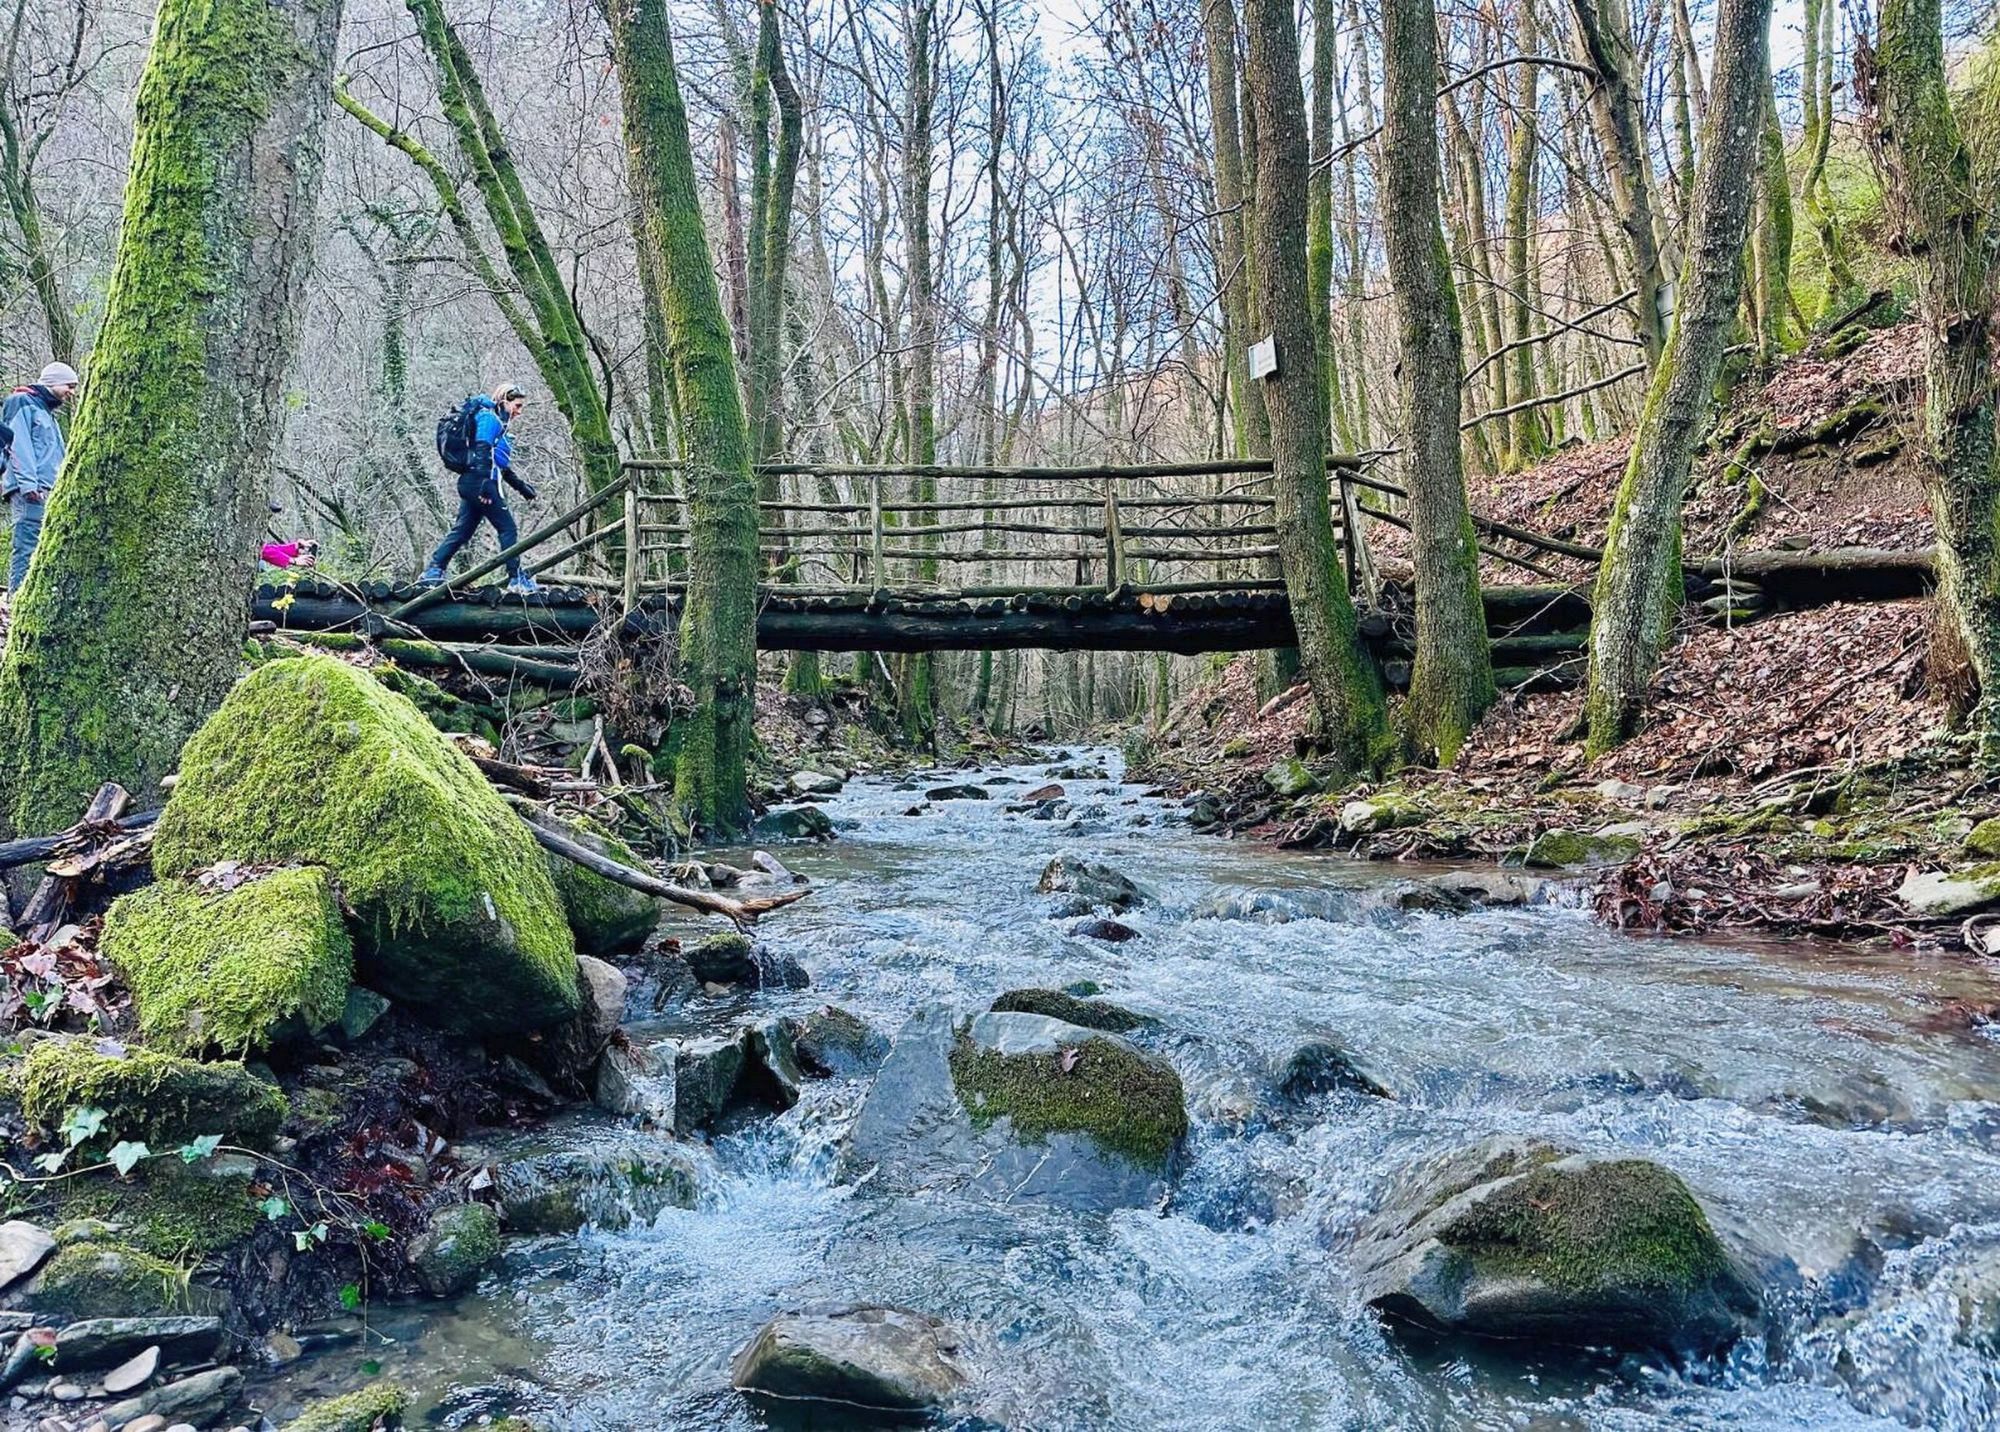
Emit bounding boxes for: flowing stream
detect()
[254,753,2000,1429]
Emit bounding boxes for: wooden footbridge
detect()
[251,455,1934,688]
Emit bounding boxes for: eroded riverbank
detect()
[239,752,2000,1430]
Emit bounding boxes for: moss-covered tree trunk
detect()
[1504,0,1546,467]
[1583,0,1772,755]
[0,0,344,834]
[1242,0,1385,770]
[0,104,75,365]
[1799,0,1855,310]
[1867,0,2000,757]
[1752,70,1798,360]
[1381,0,1495,764]
[605,0,757,831]
[897,0,940,743]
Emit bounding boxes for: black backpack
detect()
[435,396,483,474]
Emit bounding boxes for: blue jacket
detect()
[2,387,64,496]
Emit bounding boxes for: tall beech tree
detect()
[0,0,344,834]
[1380,0,1494,762]
[1583,0,1773,754]
[604,0,758,829]
[1866,0,1999,757]
[1241,0,1383,768]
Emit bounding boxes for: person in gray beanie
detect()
[2,360,79,591]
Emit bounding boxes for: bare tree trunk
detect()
[1381,0,1494,762]
[0,0,344,832]
[1584,0,1773,754]
[1242,0,1385,770]
[1865,0,2000,756]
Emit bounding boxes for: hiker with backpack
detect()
[420,381,541,593]
[2,361,79,592]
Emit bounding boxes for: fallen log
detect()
[1691,546,1933,604]
[524,821,811,929]
[20,784,130,941]
[0,810,161,871]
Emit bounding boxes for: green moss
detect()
[56,1164,259,1259]
[282,1382,411,1432]
[539,812,658,954]
[1519,828,1641,868]
[989,989,1150,1034]
[408,1202,500,1296]
[1439,1159,1732,1295]
[370,661,480,734]
[20,1039,287,1149]
[948,1033,1187,1170]
[100,865,352,1057]
[154,657,579,1036]
[22,1241,197,1318]
[1966,817,2000,858]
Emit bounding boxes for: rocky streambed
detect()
[13,737,2000,1429]
[201,752,2000,1429]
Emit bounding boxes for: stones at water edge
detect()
[684,931,810,991]
[1897,865,2000,918]
[926,783,990,801]
[1264,757,1320,799]
[842,1006,1187,1212]
[1517,828,1642,869]
[52,1317,224,1371]
[754,805,837,841]
[96,1364,241,1429]
[18,1040,287,1151]
[489,1146,699,1235]
[278,1382,411,1432]
[100,1343,159,1394]
[1340,797,1425,836]
[0,1221,56,1294]
[1353,1139,1760,1356]
[731,1305,968,1420]
[1278,1040,1395,1101]
[405,1203,500,1297]
[789,769,845,796]
[1036,855,1144,915]
[525,955,631,1096]
[592,1022,803,1134]
[524,808,661,956]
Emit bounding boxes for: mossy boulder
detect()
[1340,797,1426,836]
[20,1039,287,1149]
[20,1241,211,1318]
[55,1162,260,1260]
[1036,855,1144,914]
[732,1305,967,1421]
[1355,1140,1760,1355]
[1264,757,1319,799]
[1967,818,2000,859]
[843,1006,1183,1211]
[1519,828,1642,869]
[989,988,1150,1034]
[526,809,659,955]
[490,1144,699,1234]
[1898,863,2000,917]
[99,865,352,1057]
[153,656,579,1036]
[406,1202,500,1297]
[282,1382,410,1432]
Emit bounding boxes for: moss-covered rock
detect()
[1967,818,2000,859]
[153,656,579,1035]
[1340,796,1426,836]
[56,1163,260,1260]
[281,1382,410,1432]
[1264,757,1319,799]
[1356,1141,1759,1355]
[20,1039,287,1149]
[1519,828,1642,869]
[20,1241,208,1318]
[526,809,658,955]
[989,988,1150,1034]
[948,1014,1187,1170]
[406,1202,500,1297]
[99,865,352,1057]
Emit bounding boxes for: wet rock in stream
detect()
[731,1304,968,1421]
[841,1006,1187,1211]
[787,1005,889,1078]
[1354,1137,1761,1356]
[1278,1039,1396,1101]
[1036,855,1144,915]
[486,1142,699,1235]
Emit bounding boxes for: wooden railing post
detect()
[868,473,885,589]
[1103,479,1125,591]
[621,483,641,614]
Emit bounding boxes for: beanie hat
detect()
[38,362,78,387]
[492,381,526,402]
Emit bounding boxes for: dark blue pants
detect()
[428,488,520,578]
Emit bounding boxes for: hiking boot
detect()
[504,574,542,597]
[418,564,446,588]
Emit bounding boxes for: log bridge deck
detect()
[252,457,1935,682]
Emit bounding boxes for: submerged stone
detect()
[731,1305,968,1421]
[280,1383,410,1432]
[99,865,352,1057]
[1354,1139,1759,1355]
[153,656,579,1036]
[990,988,1151,1034]
[1278,1039,1395,1101]
[788,1006,890,1078]
[491,1144,699,1235]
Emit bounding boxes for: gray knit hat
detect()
[38,361,78,387]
